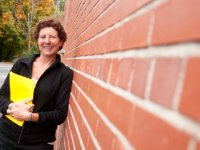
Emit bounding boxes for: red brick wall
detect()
[54,0,200,149]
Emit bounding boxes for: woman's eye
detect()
[39,36,45,39]
[50,36,56,39]
[39,35,57,39]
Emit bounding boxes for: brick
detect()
[73,85,125,149]
[70,0,114,46]
[109,58,121,86]
[77,93,93,125]
[71,0,99,41]
[98,12,151,52]
[56,125,67,150]
[69,0,90,38]
[109,58,137,89]
[119,13,151,50]
[55,123,67,149]
[72,72,86,90]
[103,28,122,53]
[68,110,82,150]
[97,59,112,81]
[70,95,97,149]
[104,59,113,82]
[72,65,191,149]
[72,80,80,94]
[87,59,100,77]
[66,118,75,150]
[93,59,106,79]
[63,134,69,150]
[63,58,74,68]
[129,107,190,150]
[70,58,111,81]
[85,134,98,150]
[69,12,151,57]
[70,0,151,51]
[153,0,200,45]
[74,41,96,56]
[94,116,128,150]
[149,58,182,108]
[69,100,83,130]
[116,58,135,89]
[77,0,88,17]
[79,59,87,72]
[76,73,136,141]
[74,73,190,149]
[74,73,134,142]
[197,142,200,150]
[179,58,200,122]
[89,0,151,43]
[72,86,95,130]
[131,58,151,98]
[63,43,81,56]
[102,92,136,137]
[68,0,85,36]
[73,59,81,70]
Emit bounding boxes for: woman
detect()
[0,19,73,150]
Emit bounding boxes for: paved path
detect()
[0,62,13,87]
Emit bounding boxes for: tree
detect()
[54,0,65,12]
[0,0,57,61]
[0,0,24,60]
[14,0,56,51]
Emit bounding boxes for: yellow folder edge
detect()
[5,72,34,126]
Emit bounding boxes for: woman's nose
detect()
[44,37,50,43]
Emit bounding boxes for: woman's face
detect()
[38,27,63,57]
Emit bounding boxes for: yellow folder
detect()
[5,72,34,126]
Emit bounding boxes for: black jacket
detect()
[0,54,73,144]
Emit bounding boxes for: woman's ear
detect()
[60,41,63,46]
[59,41,64,49]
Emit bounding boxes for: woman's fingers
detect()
[14,98,34,111]
[24,98,33,104]
[28,104,35,112]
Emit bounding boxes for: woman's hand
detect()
[7,106,32,121]
[14,98,34,112]
[7,98,34,121]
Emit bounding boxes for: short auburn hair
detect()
[34,19,67,50]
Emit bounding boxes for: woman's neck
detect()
[32,55,56,80]
[36,54,56,67]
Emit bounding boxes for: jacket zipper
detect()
[16,60,32,144]
[17,124,25,144]
[16,56,59,144]
[16,62,58,144]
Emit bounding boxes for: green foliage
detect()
[54,0,65,12]
[0,3,24,61]
[12,45,39,63]
[0,0,58,61]
[21,46,40,58]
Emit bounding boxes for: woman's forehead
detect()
[39,27,58,35]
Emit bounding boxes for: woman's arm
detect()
[7,99,35,121]
[0,60,21,114]
[38,69,73,126]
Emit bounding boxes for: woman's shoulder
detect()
[11,57,25,67]
[13,55,34,64]
[58,63,73,79]
[10,56,31,73]
[60,63,73,74]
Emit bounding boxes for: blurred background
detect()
[1,0,200,150]
[0,0,65,61]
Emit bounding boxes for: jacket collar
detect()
[21,54,61,71]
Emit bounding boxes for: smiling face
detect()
[37,27,63,57]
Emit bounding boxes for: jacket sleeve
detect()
[38,68,73,126]
[0,60,21,114]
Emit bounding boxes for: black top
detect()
[0,54,73,144]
